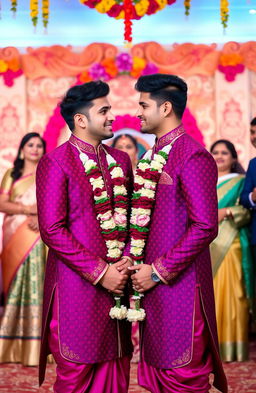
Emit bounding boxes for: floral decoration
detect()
[184,0,190,16]
[30,0,39,27]
[42,0,49,28]
[10,0,17,14]
[112,114,141,132]
[220,0,229,29]
[0,57,23,87]
[80,0,176,42]
[218,53,245,82]
[77,52,159,83]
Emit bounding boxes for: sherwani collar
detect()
[154,123,185,151]
[69,133,104,155]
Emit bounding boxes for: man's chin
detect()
[102,131,114,140]
[141,127,154,134]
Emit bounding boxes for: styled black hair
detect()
[250,117,256,127]
[111,134,138,151]
[60,81,110,131]
[210,139,245,174]
[135,74,188,119]
[11,132,46,181]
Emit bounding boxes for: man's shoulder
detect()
[249,157,256,167]
[40,141,70,163]
[176,133,210,158]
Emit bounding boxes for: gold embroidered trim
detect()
[62,343,80,360]
[154,258,178,282]
[172,347,191,366]
[82,258,107,283]
[156,125,185,149]
[69,134,95,154]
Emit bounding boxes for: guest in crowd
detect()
[0,132,47,366]
[210,139,254,362]
[240,117,256,261]
[112,134,139,172]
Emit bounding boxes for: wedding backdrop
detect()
[1,40,256,182]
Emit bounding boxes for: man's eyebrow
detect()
[98,105,111,111]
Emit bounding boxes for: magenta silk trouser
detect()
[138,286,213,393]
[48,290,131,393]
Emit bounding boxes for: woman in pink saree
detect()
[0,132,46,366]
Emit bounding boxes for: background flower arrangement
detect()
[0,56,23,87]
[78,52,159,83]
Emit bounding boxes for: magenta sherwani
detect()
[138,125,227,393]
[36,134,133,386]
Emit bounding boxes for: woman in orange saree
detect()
[0,132,46,366]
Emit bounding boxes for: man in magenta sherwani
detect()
[36,81,133,392]
[129,74,228,393]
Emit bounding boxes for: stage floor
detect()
[0,342,255,392]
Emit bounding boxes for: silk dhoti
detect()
[138,287,213,393]
[49,290,131,393]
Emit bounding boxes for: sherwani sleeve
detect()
[36,154,108,284]
[152,150,218,284]
[240,160,256,209]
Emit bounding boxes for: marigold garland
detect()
[220,0,229,29]
[184,0,190,16]
[42,0,49,28]
[30,0,39,27]
[10,0,17,14]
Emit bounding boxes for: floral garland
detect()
[220,0,229,29]
[42,0,49,28]
[0,57,23,87]
[30,0,39,27]
[218,53,245,82]
[80,0,176,41]
[126,136,182,322]
[80,0,176,20]
[77,147,129,319]
[78,52,159,83]
[184,0,190,16]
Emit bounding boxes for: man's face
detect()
[85,96,115,141]
[250,125,256,148]
[136,92,163,134]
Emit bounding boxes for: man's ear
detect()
[161,101,172,117]
[74,113,88,129]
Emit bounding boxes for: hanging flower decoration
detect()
[30,0,39,27]
[80,0,176,42]
[218,53,245,82]
[42,0,49,28]
[220,0,229,29]
[0,57,23,87]
[184,0,190,16]
[10,0,17,14]
[77,52,159,83]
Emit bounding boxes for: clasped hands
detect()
[99,260,157,295]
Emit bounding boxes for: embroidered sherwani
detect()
[36,134,133,388]
[137,125,227,393]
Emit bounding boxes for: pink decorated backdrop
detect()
[1,42,256,182]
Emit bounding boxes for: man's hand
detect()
[115,257,133,275]
[128,264,157,293]
[99,264,129,294]
[28,215,39,232]
[252,187,256,203]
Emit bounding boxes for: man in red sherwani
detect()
[129,74,228,393]
[36,81,133,392]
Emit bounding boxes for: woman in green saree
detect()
[210,139,254,362]
[0,132,46,366]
